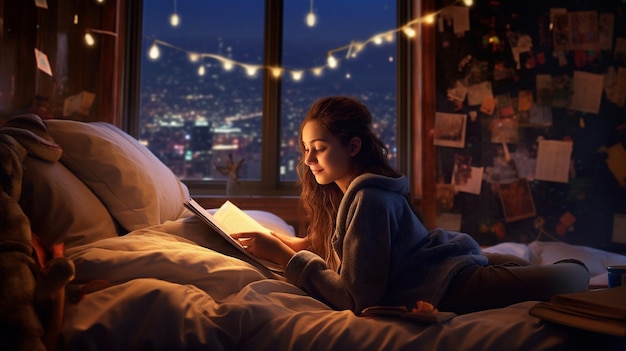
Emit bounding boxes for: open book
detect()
[184,198,284,273]
[529,285,626,336]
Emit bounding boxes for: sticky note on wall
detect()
[613,214,626,244]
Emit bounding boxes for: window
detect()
[135,0,410,195]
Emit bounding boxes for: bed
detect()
[4,116,626,350]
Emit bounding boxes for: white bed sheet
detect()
[61,217,602,351]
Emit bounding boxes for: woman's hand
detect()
[231,231,296,267]
[272,233,310,252]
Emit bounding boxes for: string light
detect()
[84,32,95,46]
[83,29,118,47]
[141,0,470,81]
[149,42,160,60]
[170,0,180,27]
[306,0,317,27]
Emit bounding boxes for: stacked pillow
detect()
[44,120,191,233]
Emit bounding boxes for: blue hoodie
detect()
[285,173,488,313]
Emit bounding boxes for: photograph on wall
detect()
[568,11,598,51]
[490,117,519,144]
[551,10,569,51]
[499,178,537,222]
[433,112,467,148]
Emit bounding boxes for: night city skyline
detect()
[138,1,398,182]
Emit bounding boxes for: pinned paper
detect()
[454,166,484,195]
[569,11,599,51]
[612,214,626,244]
[490,117,519,144]
[569,71,603,114]
[535,140,573,183]
[34,0,48,9]
[551,8,569,51]
[598,13,615,51]
[34,49,52,76]
[605,142,626,187]
[517,90,534,112]
[452,5,470,34]
[433,112,467,148]
[467,81,493,106]
[499,178,536,223]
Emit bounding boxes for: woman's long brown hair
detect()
[296,96,402,270]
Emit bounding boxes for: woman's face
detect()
[302,120,358,192]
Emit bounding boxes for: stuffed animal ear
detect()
[0,134,27,201]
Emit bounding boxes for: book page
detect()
[183,198,284,273]
[213,201,271,235]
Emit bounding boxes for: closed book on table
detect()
[529,285,626,336]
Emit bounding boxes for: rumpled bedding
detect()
[60,216,582,351]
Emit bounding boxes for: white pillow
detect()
[528,241,626,278]
[19,156,120,248]
[45,120,191,232]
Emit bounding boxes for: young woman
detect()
[231,96,590,315]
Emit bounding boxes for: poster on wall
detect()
[499,178,537,222]
[433,112,467,148]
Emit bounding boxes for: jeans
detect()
[437,253,590,314]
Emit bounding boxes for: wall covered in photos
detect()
[433,0,626,253]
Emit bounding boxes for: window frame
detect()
[123,0,415,197]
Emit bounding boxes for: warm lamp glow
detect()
[327,55,337,68]
[138,1,463,83]
[403,26,416,38]
[83,29,117,47]
[271,67,282,78]
[170,13,180,27]
[244,65,258,76]
[84,33,95,46]
[222,60,234,71]
[149,43,160,60]
[306,0,317,27]
[291,71,303,81]
[306,12,317,27]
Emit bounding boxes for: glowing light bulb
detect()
[306,12,317,27]
[84,32,95,46]
[149,43,160,60]
[170,13,180,27]
[74,14,78,24]
[223,60,234,71]
[245,65,258,76]
[385,32,394,42]
[291,71,303,81]
[424,14,435,24]
[312,67,323,76]
[188,53,199,62]
[373,35,383,45]
[198,65,205,76]
[271,67,282,78]
[463,0,473,6]
[403,26,416,38]
[327,55,337,68]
